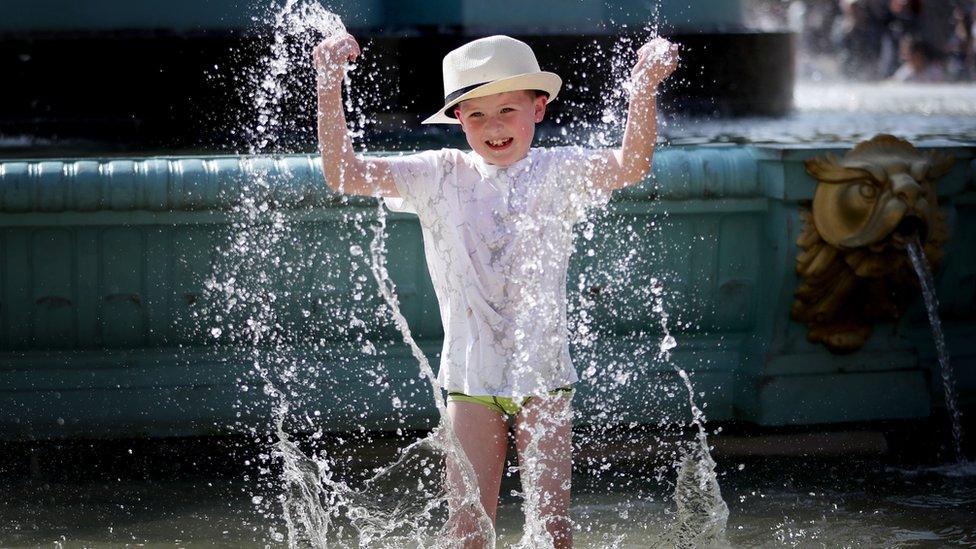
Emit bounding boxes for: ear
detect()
[453,106,465,130]
[534,95,548,123]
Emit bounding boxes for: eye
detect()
[500,107,515,113]
[468,111,483,118]
[858,182,878,200]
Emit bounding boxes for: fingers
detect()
[645,39,679,63]
[629,38,680,90]
[634,38,680,70]
[312,33,360,91]
[666,42,680,63]
[335,34,360,62]
[636,39,658,60]
[346,35,361,61]
[313,32,360,66]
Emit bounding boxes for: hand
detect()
[312,32,361,91]
[631,37,680,93]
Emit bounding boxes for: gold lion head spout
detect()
[792,135,953,353]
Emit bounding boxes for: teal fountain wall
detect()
[0,142,973,439]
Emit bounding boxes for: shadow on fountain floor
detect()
[1,413,973,484]
[2,416,975,547]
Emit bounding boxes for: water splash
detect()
[557,25,730,547]
[201,2,358,544]
[367,202,495,547]
[652,278,729,547]
[209,1,495,545]
[907,237,965,462]
[272,395,468,547]
[248,0,347,153]
[275,403,338,547]
[206,3,735,545]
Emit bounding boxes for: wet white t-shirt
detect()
[385,147,612,397]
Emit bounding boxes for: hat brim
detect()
[421,71,562,125]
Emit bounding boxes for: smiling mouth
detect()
[485,138,513,151]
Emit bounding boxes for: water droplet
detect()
[660,334,677,352]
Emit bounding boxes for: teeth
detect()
[488,138,509,146]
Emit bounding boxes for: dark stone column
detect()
[0,28,793,156]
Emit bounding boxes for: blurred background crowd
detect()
[746,0,975,82]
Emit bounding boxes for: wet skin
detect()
[446,396,573,549]
[454,91,548,168]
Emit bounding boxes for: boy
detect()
[313,33,678,547]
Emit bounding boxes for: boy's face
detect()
[454,90,547,167]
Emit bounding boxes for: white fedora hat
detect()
[422,35,562,125]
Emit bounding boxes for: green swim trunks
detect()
[446,386,574,417]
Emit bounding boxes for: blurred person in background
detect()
[946,2,975,80]
[878,0,921,77]
[798,0,843,53]
[748,0,972,81]
[832,0,889,79]
[891,35,948,81]
[917,0,956,54]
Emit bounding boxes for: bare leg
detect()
[446,400,509,548]
[515,395,573,549]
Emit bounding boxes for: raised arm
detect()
[589,37,680,191]
[313,33,398,197]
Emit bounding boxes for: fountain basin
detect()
[0,142,973,440]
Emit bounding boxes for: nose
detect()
[890,173,921,205]
[487,116,504,132]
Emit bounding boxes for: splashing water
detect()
[907,237,965,462]
[367,203,495,547]
[201,2,365,544]
[248,0,347,153]
[650,278,730,547]
[558,27,730,544]
[203,1,494,546]
[205,3,733,545]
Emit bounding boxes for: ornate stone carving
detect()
[792,134,954,353]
